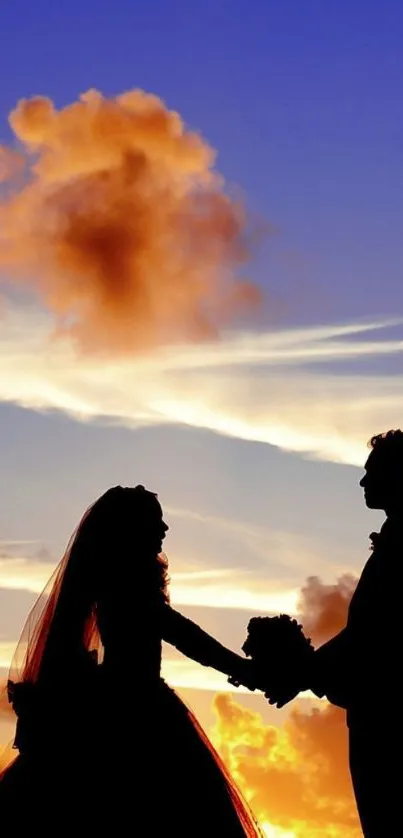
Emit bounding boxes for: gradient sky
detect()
[0,0,402,742]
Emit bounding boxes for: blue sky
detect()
[0,0,402,736]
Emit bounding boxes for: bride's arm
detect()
[161,604,256,687]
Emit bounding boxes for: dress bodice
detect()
[9,603,249,757]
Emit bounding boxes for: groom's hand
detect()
[263,664,309,708]
[265,684,302,708]
[228,659,261,692]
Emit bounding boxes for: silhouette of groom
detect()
[309,430,402,837]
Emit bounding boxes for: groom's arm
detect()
[309,562,375,706]
[309,627,350,707]
[265,628,350,709]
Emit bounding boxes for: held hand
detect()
[264,683,302,708]
[228,659,261,692]
[264,666,309,707]
[233,612,314,704]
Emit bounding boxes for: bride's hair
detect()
[9,485,169,688]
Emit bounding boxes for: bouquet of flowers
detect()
[231,614,314,707]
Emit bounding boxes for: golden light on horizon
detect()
[261,825,297,838]
[210,694,361,838]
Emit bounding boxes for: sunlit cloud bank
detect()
[0,307,402,466]
[210,577,359,837]
[211,694,360,838]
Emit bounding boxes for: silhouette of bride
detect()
[0,486,261,836]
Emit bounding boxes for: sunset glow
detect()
[211,695,361,838]
[1,4,399,834]
[261,826,297,838]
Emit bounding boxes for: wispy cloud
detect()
[166,507,356,578]
[0,304,402,466]
[0,551,300,613]
[171,569,300,613]
[0,642,15,670]
[0,556,54,595]
[0,541,39,547]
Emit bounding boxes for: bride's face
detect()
[136,496,169,555]
[96,495,169,649]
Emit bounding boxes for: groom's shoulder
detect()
[378,516,403,548]
[355,518,401,584]
[362,518,403,578]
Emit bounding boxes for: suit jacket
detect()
[310,515,401,727]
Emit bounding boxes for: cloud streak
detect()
[0,551,300,614]
[0,309,401,467]
[167,507,356,579]
[0,643,15,670]
[0,556,53,595]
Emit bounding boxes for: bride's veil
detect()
[0,486,170,781]
[8,504,103,690]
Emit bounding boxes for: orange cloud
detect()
[298,574,357,644]
[208,574,360,836]
[211,694,360,837]
[0,89,260,356]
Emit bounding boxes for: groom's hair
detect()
[369,430,403,466]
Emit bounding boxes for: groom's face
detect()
[360,449,401,511]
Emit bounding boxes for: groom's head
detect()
[360,430,403,513]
